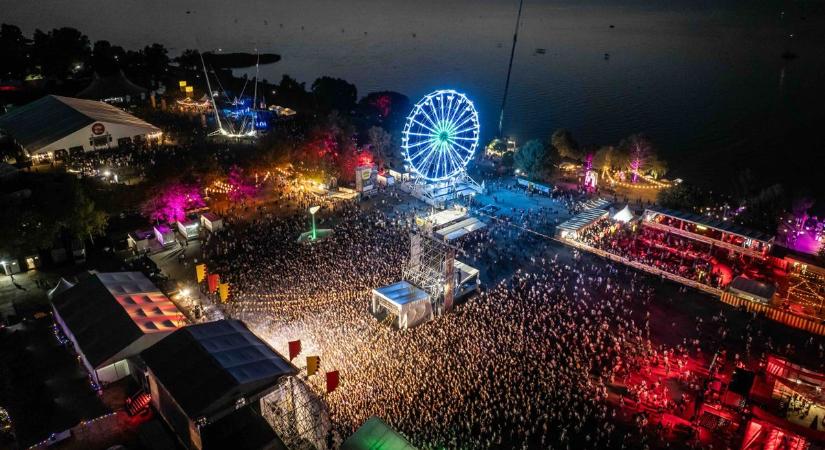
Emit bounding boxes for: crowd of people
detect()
[195,175,825,449]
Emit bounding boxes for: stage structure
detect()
[371,231,480,329]
[262,376,331,450]
[401,89,484,208]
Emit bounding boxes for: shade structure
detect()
[342,417,417,450]
[0,95,160,155]
[555,208,609,239]
[50,271,185,385]
[612,205,634,223]
[371,281,432,329]
[141,319,297,421]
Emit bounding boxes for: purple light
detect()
[141,182,205,224]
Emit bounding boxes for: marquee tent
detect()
[555,208,609,240]
[141,319,296,450]
[371,281,432,329]
[613,205,634,223]
[50,271,185,385]
[342,417,416,450]
[0,95,160,157]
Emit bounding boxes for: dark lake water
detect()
[5,0,825,196]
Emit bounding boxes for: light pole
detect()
[309,206,320,241]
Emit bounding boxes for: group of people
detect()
[198,179,823,449]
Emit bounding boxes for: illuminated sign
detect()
[91,123,106,135]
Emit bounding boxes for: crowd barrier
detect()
[560,238,825,336]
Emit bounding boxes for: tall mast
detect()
[251,50,260,135]
[200,51,224,134]
[498,0,525,137]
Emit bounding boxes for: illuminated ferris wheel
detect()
[402,89,480,182]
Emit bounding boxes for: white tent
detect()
[613,205,634,223]
[0,95,160,157]
[371,281,432,329]
[48,277,75,300]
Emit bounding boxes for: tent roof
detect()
[373,281,430,307]
[51,273,148,368]
[729,276,776,300]
[557,209,609,233]
[342,417,416,450]
[76,71,147,100]
[0,95,159,152]
[47,277,75,300]
[645,206,774,243]
[141,319,297,420]
[435,217,486,241]
[613,205,634,223]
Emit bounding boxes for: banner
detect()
[326,370,339,393]
[207,273,219,293]
[288,340,301,361]
[195,264,206,283]
[218,283,229,302]
[306,356,320,376]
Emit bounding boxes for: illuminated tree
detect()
[141,182,204,224]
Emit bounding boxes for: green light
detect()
[438,131,449,143]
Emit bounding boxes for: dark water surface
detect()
[5,0,825,195]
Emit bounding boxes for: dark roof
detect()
[76,71,147,101]
[645,206,774,243]
[729,276,777,300]
[141,319,297,420]
[0,95,158,152]
[51,275,144,368]
[342,417,417,450]
[201,405,287,450]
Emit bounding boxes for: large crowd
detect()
[200,184,713,449]
[196,178,825,449]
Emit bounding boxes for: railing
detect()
[642,221,766,259]
[560,238,825,336]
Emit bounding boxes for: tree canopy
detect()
[514,139,557,181]
[312,76,357,113]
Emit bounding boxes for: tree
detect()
[551,129,581,160]
[657,184,708,211]
[140,181,205,224]
[367,126,398,169]
[273,75,314,111]
[358,91,411,131]
[175,49,202,71]
[312,76,357,113]
[31,27,91,79]
[514,139,555,181]
[68,192,108,244]
[618,134,666,180]
[91,40,125,75]
[142,43,169,80]
[0,24,31,80]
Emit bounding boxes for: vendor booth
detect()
[200,212,223,233]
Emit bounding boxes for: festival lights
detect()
[402,89,479,182]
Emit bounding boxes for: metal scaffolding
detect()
[261,376,331,450]
[403,232,456,314]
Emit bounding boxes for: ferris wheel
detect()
[402,89,480,182]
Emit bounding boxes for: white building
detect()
[0,95,160,159]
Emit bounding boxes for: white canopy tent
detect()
[371,281,432,329]
[613,205,634,223]
[436,217,487,241]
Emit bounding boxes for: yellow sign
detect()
[195,264,206,282]
[307,356,320,376]
[185,86,194,93]
[179,80,187,87]
[218,283,230,302]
